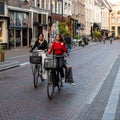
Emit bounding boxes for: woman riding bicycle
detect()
[30,33,48,80]
[48,34,75,86]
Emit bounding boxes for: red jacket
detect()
[48,42,67,55]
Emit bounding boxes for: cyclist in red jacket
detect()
[48,34,75,86]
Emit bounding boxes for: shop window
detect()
[22,13,27,27]
[16,29,21,47]
[43,14,46,24]
[9,11,14,26]
[9,29,14,47]
[15,12,21,26]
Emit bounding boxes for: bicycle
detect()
[29,50,44,88]
[44,54,64,100]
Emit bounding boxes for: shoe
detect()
[70,82,76,86]
[62,78,65,83]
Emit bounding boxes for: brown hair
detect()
[55,34,65,43]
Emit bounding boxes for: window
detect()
[118,11,120,14]
[9,11,14,26]
[46,0,49,9]
[52,0,55,13]
[55,1,58,13]
[41,0,44,8]
[36,0,40,7]
[111,18,115,24]
[22,13,27,27]
[31,0,35,6]
[118,27,120,35]
[118,18,120,24]
[112,26,115,30]
[58,2,62,14]
[15,12,21,26]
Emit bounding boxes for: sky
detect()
[107,0,119,4]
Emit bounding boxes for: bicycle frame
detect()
[30,50,44,88]
[47,54,64,100]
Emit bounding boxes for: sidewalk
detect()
[0,48,29,71]
[0,42,98,72]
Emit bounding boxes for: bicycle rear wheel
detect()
[33,64,39,88]
[47,71,55,100]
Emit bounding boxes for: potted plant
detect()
[0,45,5,62]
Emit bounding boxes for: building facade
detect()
[109,2,120,37]
[0,0,9,48]
[7,0,51,49]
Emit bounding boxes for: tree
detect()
[58,22,70,36]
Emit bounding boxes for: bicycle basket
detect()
[29,56,42,64]
[44,57,57,70]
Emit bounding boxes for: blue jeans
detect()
[66,44,71,54]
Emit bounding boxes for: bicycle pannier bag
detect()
[44,57,57,70]
[29,56,42,64]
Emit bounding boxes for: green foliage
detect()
[58,22,70,36]
[74,35,81,39]
[65,19,71,26]
[92,30,101,38]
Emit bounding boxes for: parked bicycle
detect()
[44,54,64,100]
[29,50,44,88]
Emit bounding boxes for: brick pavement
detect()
[0,42,120,119]
[75,55,120,120]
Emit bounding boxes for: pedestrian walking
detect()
[103,33,106,44]
[64,33,72,56]
[109,35,114,44]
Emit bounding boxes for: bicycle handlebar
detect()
[46,54,65,58]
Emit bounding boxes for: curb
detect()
[0,64,20,72]
[0,60,20,72]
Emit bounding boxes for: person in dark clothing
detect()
[30,33,48,80]
[30,33,48,52]
[64,60,75,85]
[64,34,72,56]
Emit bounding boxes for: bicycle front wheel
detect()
[33,64,39,88]
[47,71,55,100]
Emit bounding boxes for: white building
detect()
[63,0,72,17]
[85,0,95,35]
